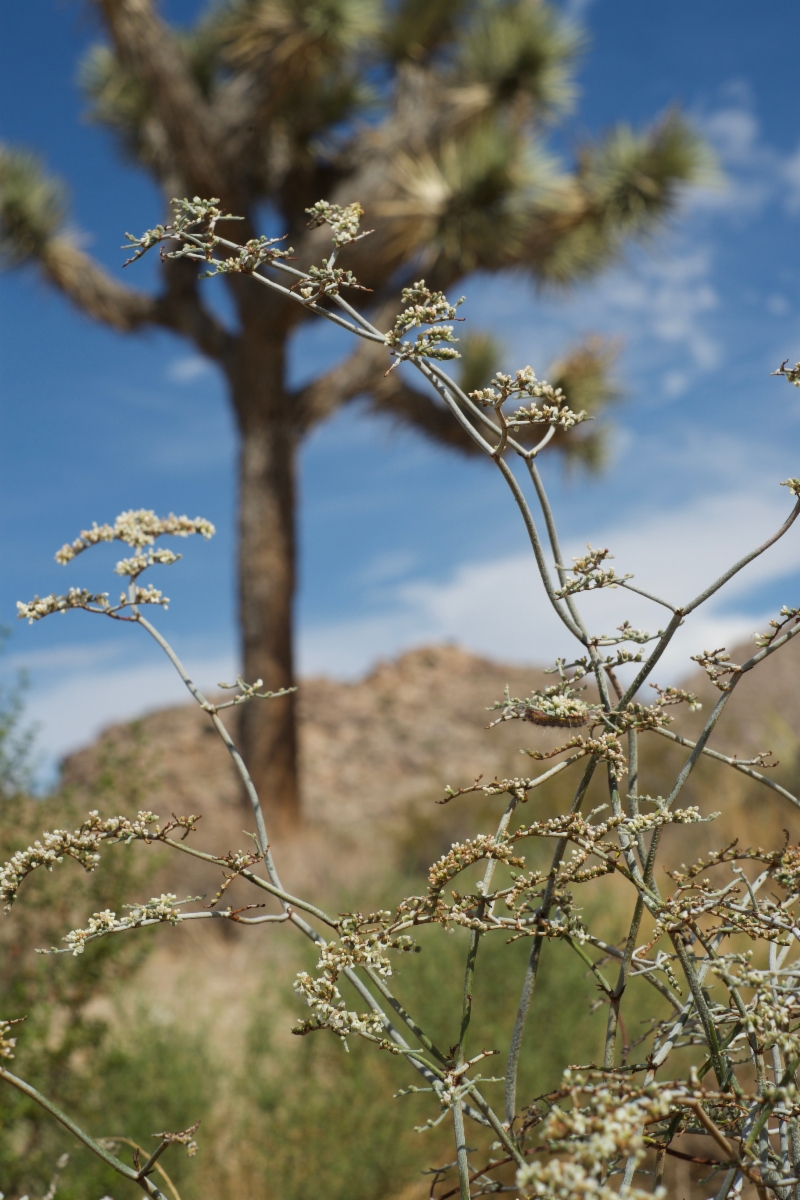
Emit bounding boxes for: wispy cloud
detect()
[166,355,212,384]
[299,484,800,682]
[691,86,800,217]
[472,85,800,415]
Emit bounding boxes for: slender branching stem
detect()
[453,1098,472,1200]
[0,1066,168,1195]
[671,936,728,1087]
[12,201,800,1197]
[603,895,644,1069]
[684,501,800,615]
[504,757,598,1124]
[652,726,800,809]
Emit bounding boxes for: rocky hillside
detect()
[61,645,560,829]
[59,646,570,904]
[58,635,800,896]
[60,634,800,818]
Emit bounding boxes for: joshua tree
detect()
[0,0,706,828]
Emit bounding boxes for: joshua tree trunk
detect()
[231,337,300,832]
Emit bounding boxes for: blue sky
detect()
[3,1,800,776]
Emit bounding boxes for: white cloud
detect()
[6,640,121,674]
[299,486,800,684]
[356,549,418,587]
[562,0,595,17]
[613,252,720,371]
[483,245,723,407]
[691,92,800,219]
[167,356,212,383]
[703,106,761,166]
[781,144,800,213]
[768,294,790,317]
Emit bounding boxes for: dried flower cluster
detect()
[470,366,587,433]
[304,200,370,247]
[555,546,633,598]
[385,281,465,370]
[51,893,190,957]
[54,509,215,562]
[0,810,197,910]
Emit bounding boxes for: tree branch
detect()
[94,0,226,197]
[155,257,238,366]
[40,235,158,331]
[39,235,237,365]
[293,318,390,429]
[293,333,479,453]
[368,367,481,453]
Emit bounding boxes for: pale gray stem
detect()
[684,500,800,614]
[0,1066,146,1187]
[524,456,615,711]
[712,1168,741,1200]
[504,757,598,1124]
[135,613,281,887]
[653,727,800,810]
[453,1099,472,1200]
[619,1153,638,1197]
[616,579,677,611]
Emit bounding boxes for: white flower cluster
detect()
[470,366,563,407]
[293,971,386,1044]
[114,547,180,577]
[0,810,161,909]
[58,893,184,956]
[524,730,627,775]
[691,647,741,692]
[305,200,368,247]
[18,512,206,624]
[555,545,632,598]
[124,196,241,264]
[488,684,590,729]
[0,1018,19,1061]
[129,584,169,608]
[393,283,464,336]
[295,262,369,301]
[203,234,293,276]
[421,835,525,912]
[470,366,587,430]
[16,587,111,624]
[293,924,415,1045]
[649,683,702,711]
[754,602,800,651]
[55,509,215,562]
[517,1075,674,1200]
[17,584,168,624]
[773,361,800,387]
[508,400,587,430]
[386,281,464,367]
[621,804,707,837]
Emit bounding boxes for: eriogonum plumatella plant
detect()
[6,197,800,1198]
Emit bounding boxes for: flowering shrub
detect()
[5,199,800,1199]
